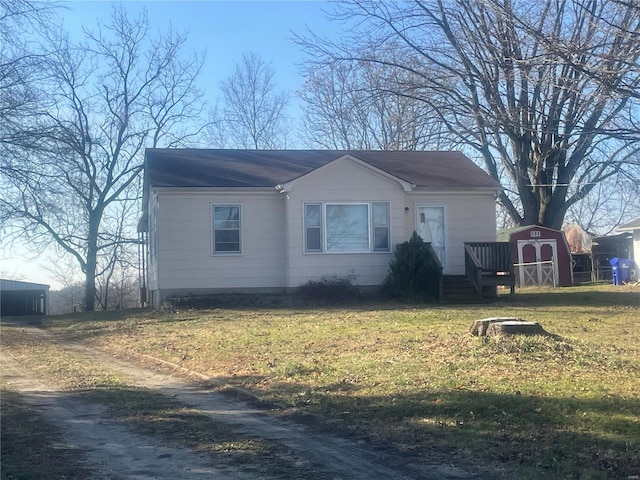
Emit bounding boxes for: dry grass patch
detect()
[0,325,315,479]
[41,285,640,478]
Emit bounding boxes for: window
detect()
[305,203,322,251]
[304,202,390,253]
[212,205,241,254]
[372,202,390,251]
[326,204,369,252]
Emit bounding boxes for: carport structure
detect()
[0,279,49,316]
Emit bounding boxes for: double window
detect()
[212,205,241,254]
[304,202,390,253]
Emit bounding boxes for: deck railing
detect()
[465,242,514,274]
[464,242,515,295]
[464,245,484,294]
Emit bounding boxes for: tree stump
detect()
[486,321,547,336]
[471,318,548,336]
[470,317,521,336]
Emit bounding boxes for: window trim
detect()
[211,204,242,255]
[303,201,391,254]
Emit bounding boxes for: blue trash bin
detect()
[610,258,632,285]
[619,259,632,284]
[611,258,620,285]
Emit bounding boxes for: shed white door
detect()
[516,239,558,286]
[416,205,446,271]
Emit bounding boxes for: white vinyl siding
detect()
[286,158,406,287]
[153,192,286,293]
[212,205,241,254]
[147,193,160,292]
[304,202,390,253]
[407,193,497,274]
[150,204,158,261]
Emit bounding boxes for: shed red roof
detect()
[145,149,501,190]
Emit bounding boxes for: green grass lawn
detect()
[11,284,640,478]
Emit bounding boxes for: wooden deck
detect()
[464,242,516,297]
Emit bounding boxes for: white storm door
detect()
[416,205,446,270]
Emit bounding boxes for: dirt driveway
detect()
[1,323,491,479]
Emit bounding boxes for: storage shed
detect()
[497,226,573,287]
[0,279,50,316]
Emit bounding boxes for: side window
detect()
[372,202,390,251]
[212,205,241,254]
[305,203,322,252]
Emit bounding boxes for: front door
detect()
[416,205,446,271]
[516,239,558,286]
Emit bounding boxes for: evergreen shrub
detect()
[384,231,442,301]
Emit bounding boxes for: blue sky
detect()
[1,1,341,287]
[61,1,339,115]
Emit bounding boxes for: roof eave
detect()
[149,186,279,194]
[617,216,640,231]
[408,186,501,194]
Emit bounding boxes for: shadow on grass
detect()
[214,375,640,480]
[4,373,637,479]
[503,289,640,308]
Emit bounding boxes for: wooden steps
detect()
[441,275,483,302]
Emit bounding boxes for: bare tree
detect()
[1,1,59,166]
[208,52,290,149]
[299,0,640,230]
[0,6,206,311]
[94,197,139,310]
[299,55,446,150]
[566,171,640,234]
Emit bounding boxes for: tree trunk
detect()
[83,213,101,311]
[83,252,97,312]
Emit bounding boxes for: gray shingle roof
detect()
[144,149,501,190]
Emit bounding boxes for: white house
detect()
[142,149,502,306]
[617,216,640,281]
